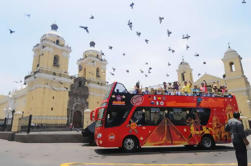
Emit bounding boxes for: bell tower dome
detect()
[176,58,193,86]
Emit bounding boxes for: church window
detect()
[56,40,59,45]
[229,62,235,72]
[53,55,59,67]
[181,72,185,82]
[96,68,100,78]
[52,96,54,100]
[83,68,86,78]
[78,65,82,72]
[51,107,53,111]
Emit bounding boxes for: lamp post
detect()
[10,109,15,131]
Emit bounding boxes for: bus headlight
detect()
[97,133,102,139]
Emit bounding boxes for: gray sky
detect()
[0,0,250,94]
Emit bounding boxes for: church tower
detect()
[222,47,251,118]
[177,59,194,86]
[77,41,107,111]
[24,24,72,122]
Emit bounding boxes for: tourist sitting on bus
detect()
[163,82,168,94]
[220,86,228,96]
[167,82,173,94]
[157,88,163,95]
[173,81,180,95]
[181,81,192,95]
[192,85,200,96]
[143,87,150,94]
[133,81,141,94]
[150,88,155,95]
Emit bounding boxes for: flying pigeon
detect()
[9,29,15,34]
[79,26,89,33]
[122,53,126,56]
[167,29,172,37]
[108,46,113,50]
[89,15,94,19]
[159,16,164,24]
[128,20,133,30]
[194,53,199,57]
[130,2,134,9]
[136,31,141,37]
[145,39,149,44]
[186,45,190,50]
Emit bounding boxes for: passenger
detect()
[143,87,150,94]
[181,81,192,95]
[200,80,208,94]
[221,86,228,96]
[133,81,140,94]
[173,81,180,95]
[192,85,200,96]
[150,88,155,94]
[163,82,168,94]
[167,82,173,94]
[157,88,162,95]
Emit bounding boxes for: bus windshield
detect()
[104,83,115,99]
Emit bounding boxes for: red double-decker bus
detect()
[92,82,238,152]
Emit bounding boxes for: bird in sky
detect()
[108,46,113,50]
[149,67,152,70]
[198,73,201,77]
[25,14,31,18]
[145,62,149,65]
[242,0,246,4]
[79,26,89,33]
[89,15,94,19]
[159,16,164,24]
[168,47,172,51]
[9,29,15,34]
[136,31,141,37]
[166,74,170,77]
[128,20,133,30]
[186,45,190,50]
[182,34,191,40]
[168,62,171,66]
[130,2,134,9]
[145,74,148,77]
[145,39,149,44]
[126,69,129,73]
[140,69,144,73]
[110,72,115,76]
[112,67,116,72]
[167,29,172,37]
[203,61,206,64]
[171,49,175,53]
[194,53,199,57]
[122,53,126,56]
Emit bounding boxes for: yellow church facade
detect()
[0,25,107,131]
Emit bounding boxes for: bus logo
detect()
[131,95,144,106]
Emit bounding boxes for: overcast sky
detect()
[0,0,250,94]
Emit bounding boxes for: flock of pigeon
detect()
[9,1,247,85]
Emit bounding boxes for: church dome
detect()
[178,59,191,70]
[40,24,65,46]
[83,41,103,59]
[223,47,240,60]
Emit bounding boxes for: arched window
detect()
[181,72,185,82]
[56,40,59,45]
[229,62,235,72]
[53,55,59,67]
[83,68,86,78]
[96,68,100,78]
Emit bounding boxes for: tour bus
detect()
[92,82,238,152]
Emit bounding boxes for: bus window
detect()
[114,83,128,93]
[168,108,189,126]
[105,106,130,128]
[194,108,210,125]
[96,108,105,127]
[132,107,162,126]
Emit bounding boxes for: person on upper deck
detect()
[200,80,208,93]
[181,81,192,95]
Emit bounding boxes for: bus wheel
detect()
[122,136,138,152]
[200,135,215,149]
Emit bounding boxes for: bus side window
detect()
[168,108,190,125]
[195,108,210,125]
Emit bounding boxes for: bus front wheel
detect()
[122,136,139,152]
[200,135,215,149]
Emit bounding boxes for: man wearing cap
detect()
[225,112,249,166]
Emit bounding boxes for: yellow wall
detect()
[0,96,8,119]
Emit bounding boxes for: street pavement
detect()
[0,139,251,166]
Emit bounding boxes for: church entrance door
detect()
[73,111,83,128]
